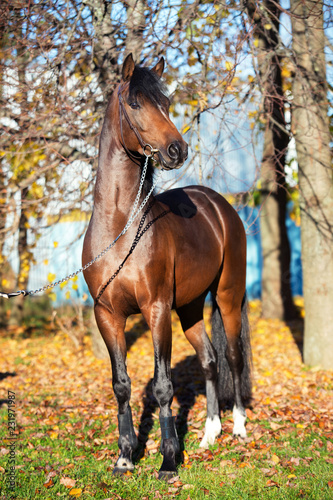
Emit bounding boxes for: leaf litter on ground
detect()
[0,299,332,499]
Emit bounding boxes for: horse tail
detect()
[211,295,252,408]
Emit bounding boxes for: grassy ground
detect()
[0,301,332,499]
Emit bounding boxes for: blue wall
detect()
[239,204,302,299]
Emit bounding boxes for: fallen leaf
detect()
[220,460,232,467]
[183,450,190,464]
[172,481,183,488]
[60,476,76,488]
[182,484,194,490]
[239,462,251,468]
[265,479,280,488]
[167,475,180,484]
[262,467,277,477]
[69,488,82,497]
[43,478,53,489]
[246,408,255,420]
[270,422,283,431]
[43,471,56,489]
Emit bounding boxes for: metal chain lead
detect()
[1,153,162,299]
[94,202,170,305]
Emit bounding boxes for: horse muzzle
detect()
[159,140,188,170]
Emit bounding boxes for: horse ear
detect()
[151,57,165,78]
[122,53,135,82]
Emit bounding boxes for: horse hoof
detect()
[158,470,178,481]
[113,467,133,477]
[233,432,247,440]
[113,457,135,476]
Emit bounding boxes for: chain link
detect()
[10,155,162,299]
[95,204,170,305]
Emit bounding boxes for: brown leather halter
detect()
[118,85,159,161]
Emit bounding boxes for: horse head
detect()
[117,53,188,170]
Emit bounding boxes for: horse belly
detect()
[173,223,223,308]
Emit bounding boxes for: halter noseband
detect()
[118,85,159,160]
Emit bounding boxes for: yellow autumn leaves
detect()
[3,142,46,183]
[46,273,79,301]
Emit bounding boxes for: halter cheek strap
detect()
[118,85,159,161]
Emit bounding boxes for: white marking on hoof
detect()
[233,406,247,438]
[199,415,221,448]
[115,457,134,471]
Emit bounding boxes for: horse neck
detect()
[93,102,150,226]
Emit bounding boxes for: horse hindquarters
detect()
[211,295,252,436]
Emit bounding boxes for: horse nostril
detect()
[167,142,181,160]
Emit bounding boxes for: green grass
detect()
[0,304,332,499]
[1,404,332,500]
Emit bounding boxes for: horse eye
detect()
[129,102,140,110]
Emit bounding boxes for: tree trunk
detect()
[125,0,146,62]
[291,0,333,369]
[9,187,30,322]
[88,0,120,97]
[246,0,297,320]
[0,5,8,293]
[10,30,30,322]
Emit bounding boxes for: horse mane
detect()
[128,65,169,109]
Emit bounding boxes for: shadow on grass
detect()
[134,354,205,465]
[0,372,17,407]
[0,371,16,382]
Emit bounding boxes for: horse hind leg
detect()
[177,300,221,448]
[94,307,138,474]
[212,294,252,438]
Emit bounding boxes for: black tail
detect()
[211,295,252,408]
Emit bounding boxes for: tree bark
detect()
[86,0,120,97]
[125,0,146,62]
[9,23,31,321]
[291,0,333,369]
[0,1,9,285]
[246,0,297,319]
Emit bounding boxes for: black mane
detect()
[128,65,169,108]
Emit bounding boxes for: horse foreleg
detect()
[177,304,221,448]
[143,304,179,480]
[94,307,138,474]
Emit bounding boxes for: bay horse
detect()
[82,54,252,480]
